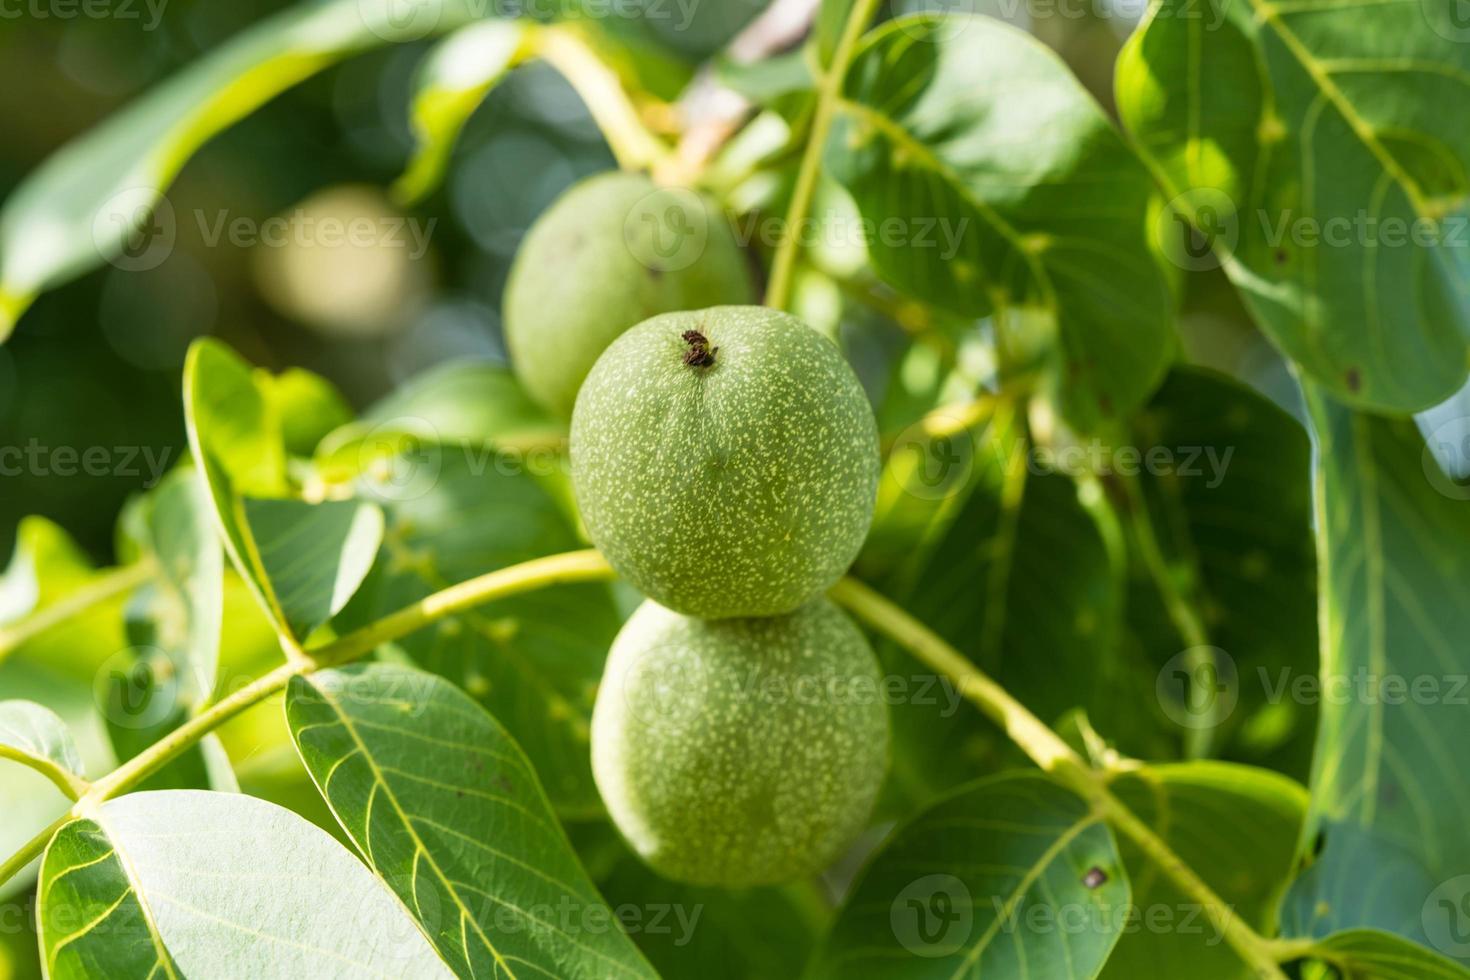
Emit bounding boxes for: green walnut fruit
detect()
[592,597,889,887]
[571,306,880,618]
[503,171,754,416]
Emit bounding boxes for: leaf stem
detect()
[764,0,881,310]
[1,544,1289,979]
[0,558,156,667]
[0,549,615,889]
[533,25,673,173]
[0,747,90,801]
[829,575,1291,980]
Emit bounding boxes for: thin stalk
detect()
[0,550,616,889]
[0,747,89,801]
[829,576,1290,980]
[3,545,1292,978]
[534,26,672,173]
[765,0,881,309]
[0,558,156,667]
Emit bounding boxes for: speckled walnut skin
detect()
[570,306,880,619]
[592,598,890,887]
[503,172,753,417]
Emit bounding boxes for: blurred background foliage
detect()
[0,3,1306,976]
[0,0,1291,565]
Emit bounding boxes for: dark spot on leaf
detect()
[1274,248,1289,265]
[1345,367,1361,392]
[1082,866,1108,889]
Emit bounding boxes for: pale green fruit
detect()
[592,598,889,887]
[571,306,880,618]
[503,171,753,416]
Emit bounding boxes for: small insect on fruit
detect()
[570,306,881,619]
[592,597,890,888]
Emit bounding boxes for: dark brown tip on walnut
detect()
[681,329,718,368]
[1082,867,1108,889]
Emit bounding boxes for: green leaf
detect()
[241,497,384,641]
[0,0,496,340]
[184,339,383,644]
[120,469,224,706]
[38,789,450,979]
[857,405,1136,802]
[316,361,565,487]
[1302,929,1470,979]
[1124,368,1318,773]
[594,841,824,980]
[394,19,530,204]
[1282,386,1470,951]
[335,449,617,813]
[286,662,655,980]
[807,772,1130,978]
[1103,761,1306,979]
[0,518,97,628]
[269,367,354,459]
[830,13,1174,430]
[1115,0,1470,413]
[0,701,85,798]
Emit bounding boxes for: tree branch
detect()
[765,0,882,309]
[829,576,1292,980]
[0,550,615,889]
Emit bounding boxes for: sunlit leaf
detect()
[830,13,1174,430]
[1116,0,1470,412]
[1281,387,1470,955]
[287,662,656,980]
[38,790,449,978]
[242,497,384,641]
[315,360,565,488]
[184,339,383,645]
[336,449,616,814]
[808,772,1129,978]
[0,518,98,629]
[0,701,84,798]
[395,19,531,204]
